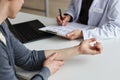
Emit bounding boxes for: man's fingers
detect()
[48,53,58,60]
[94,42,102,53]
[87,38,97,43]
[89,42,102,54]
[56,60,64,66]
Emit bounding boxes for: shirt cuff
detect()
[82,30,88,40]
[31,67,50,80]
[64,12,74,22]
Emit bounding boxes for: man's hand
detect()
[78,38,102,55]
[43,53,64,75]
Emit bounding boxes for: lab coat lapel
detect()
[88,0,109,26]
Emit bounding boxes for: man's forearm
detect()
[44,46,79,60]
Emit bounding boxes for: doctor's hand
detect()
[77,38,102,55]
[66,30,83,40]
[56,14,71,26]
[43,53,64,75]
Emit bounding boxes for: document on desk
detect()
[39,22,93,37]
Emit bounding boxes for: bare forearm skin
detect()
[44,46,80,60]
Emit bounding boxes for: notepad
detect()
[39,22,94,37]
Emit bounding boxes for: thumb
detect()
[87,38,97,43]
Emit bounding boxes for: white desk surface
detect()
[10,12,120,80]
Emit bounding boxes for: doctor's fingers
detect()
[57,15,70,26]
[56,16,63,25]
[66,30,81,40]
[66,34,79,40]
[63,15,71,24]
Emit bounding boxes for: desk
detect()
[10,12,120,80]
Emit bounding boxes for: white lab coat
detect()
[65,0,120,40]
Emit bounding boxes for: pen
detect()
[58,9,63,25]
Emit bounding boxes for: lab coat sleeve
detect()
[64,0,76,20]
[82,0,120,40]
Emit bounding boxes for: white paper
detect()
[39,22,94,37]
